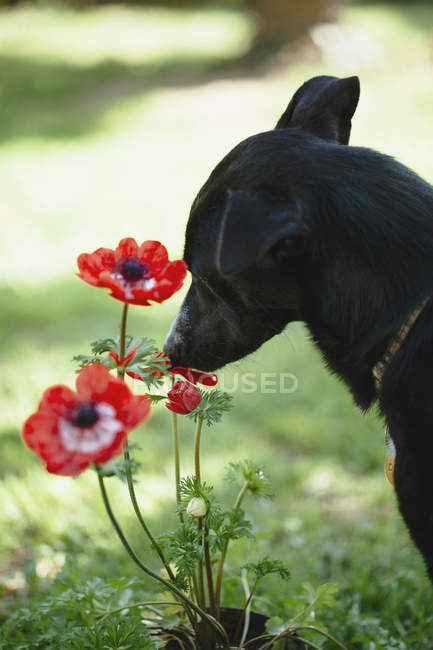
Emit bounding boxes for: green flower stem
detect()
[191,571,201,607]
[196,518,206,610]
[116,304,175,582]
[194,417,203,482]
[123,446,176,582]
[194,418,217,617]
[193,416,206,611]
[119,303,129,371]
[204,524,217,619]
[238,569,252,647]
[97,472,229,647]
[233,575,259,644]
[215,480,249,616]
[116,304,196,632]
[187,577,198,619]
[171,409,183,524]
[233,481,250,512]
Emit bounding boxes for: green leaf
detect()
[244,557,290,582]
[90,337,119,354]
[226,460,274,499]
[215,508,253,547]
[124,363,165,389]
[72,354,113,369]
[315,582,339,608]
[178,476,214,507]
[300,581,339,611]
[72,336,163,386]
[158,524,203,585]
[94,454,142,482]
[187,389,233,426]
[147,394,167,404]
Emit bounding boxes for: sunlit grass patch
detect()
[0,5,252,66]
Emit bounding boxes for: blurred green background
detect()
[1,0,433,647]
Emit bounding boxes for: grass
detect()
[1,2,433,647]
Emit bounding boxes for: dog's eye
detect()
[263,238,298,268]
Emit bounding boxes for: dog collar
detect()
[372,297,430,393]
[372,297,430,487]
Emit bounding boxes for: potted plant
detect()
[18,237,346,650]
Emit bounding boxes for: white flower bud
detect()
[186,497,207,518]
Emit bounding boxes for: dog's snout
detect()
[164,310,186,366]
[163,333,184,367]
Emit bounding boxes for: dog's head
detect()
[164,75,360,371]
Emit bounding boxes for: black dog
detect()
[164,75,433,582]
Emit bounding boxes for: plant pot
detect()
[164,607,307,649]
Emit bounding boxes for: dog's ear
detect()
[216,190,307,276]
[275,75,360,145]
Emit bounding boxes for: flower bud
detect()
[165,381,202,415]
[186,497,207,518]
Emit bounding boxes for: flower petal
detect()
[92,430,128,465]
[39,385,76,415]
[108,350,120,364]
[45,453,91,476]
[139,240,169,274]
[115,237,139,260]
[77,248,116,286]
[126,370,143,381]
[76,364,132,412]
[23,411,59,453]
[165,401,190,415]
[118,394,152,428]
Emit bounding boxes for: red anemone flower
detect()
[165,380,202,415]
[125,351,218,386]
[22,364,151,476]
[77,238,187,306]
[171,366,218,387]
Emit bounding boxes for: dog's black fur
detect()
[164,75,433,582]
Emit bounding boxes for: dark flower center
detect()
[72,403,99,428]
[117,257,151,282]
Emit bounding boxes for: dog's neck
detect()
[302,289,432,410]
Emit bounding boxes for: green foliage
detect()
[94,446,142,482]
[226,460,274,499]
[244,557,290,583]
[214,508,253,548]
[0,577,161,649]
[178,475,214,506]
[159,524,203,588]
[73,336,169,389]
[265,583,339,648]
[188,389,233,426]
